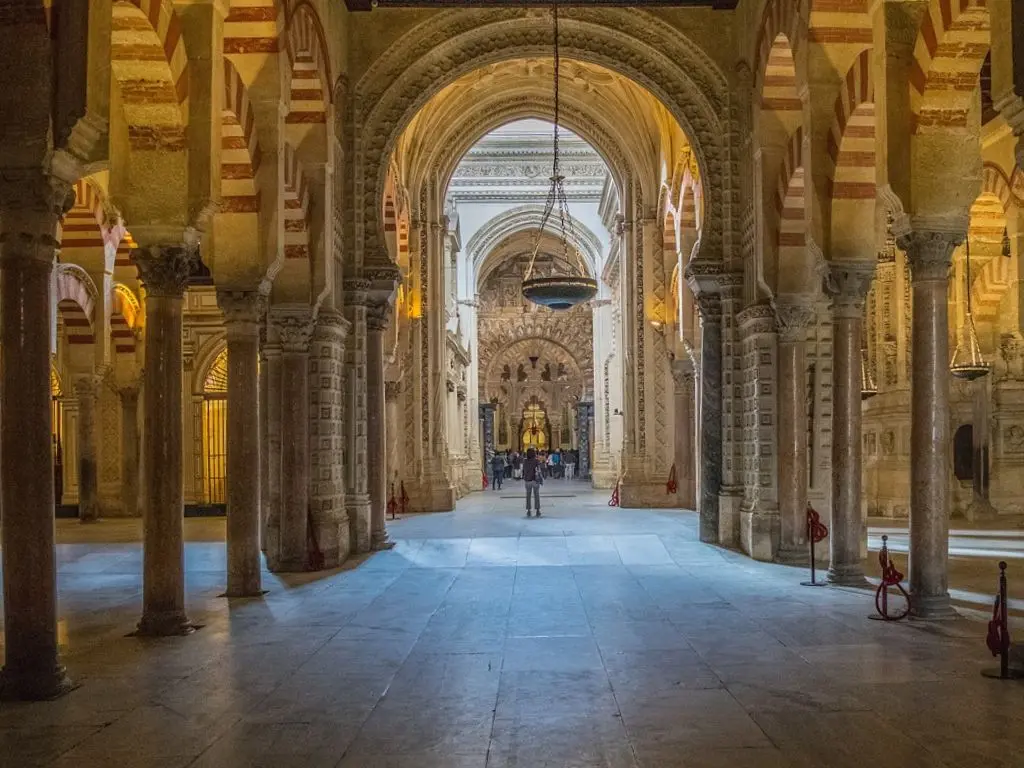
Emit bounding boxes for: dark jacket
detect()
[523,457,540,482]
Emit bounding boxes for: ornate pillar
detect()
[342,279,371,551]
[775,300,816,563]
[899,230,960,618]
[576,400,594,481]
[263,336,283,567]
[671,359,696,509]
[217,290,265,597]
[117,383,141,519]
[480,402,496,470]
[367,303,393,550]
[74,373,100,523]
[271,307,314,572]
[385,380,402,491]
[133,244,197,636]
[826,262,875,586]
[0,171,73,699]
[694,291,723,544]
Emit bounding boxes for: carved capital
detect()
[384,380,402,401]
[270,307,315,353]
[695,292,722,322]
[133,244,197,298]
[343,277,371,308]
[73,373,100,400]
[826,261,875,319]
[897,229,962,284]
[217,289,266,329]
[671,358,696,394]
[366,302,390,333]
[773,297,817,343]
[314,308,351,342]
[0,169,73,265]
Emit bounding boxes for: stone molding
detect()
[133,245,197,298]
[0,169,72,265]
[671,358,696,394]
[270,307,315,354]
[342,277,371,308]
[897,230,962,284]
[773,297,817,344]
[366,302,390,333]
[737,303,777,336]
[314,309,352,343]
[826,261,876,320]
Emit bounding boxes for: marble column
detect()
[367,304,393,550]
[263,338,282,567]
[900,230,960,618]
[218,290,265,596]
[0,171,73,700]
[74,374,100,523]
[774,300,816,564]
[259,334,269,551]
[385,380,402,491]
[695,293,723,544]
[118,384,140,518]
[670,361,696,509]
[480,402,496,469]
[273,309,313,572]
[133,244,197,636]
[826,262,875,586]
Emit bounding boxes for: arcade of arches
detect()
[0,0,1023,727]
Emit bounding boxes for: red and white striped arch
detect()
[58,179,108,254]
[283,144,311,260]
[776,128,806,267]
[755,0,801,92]
[910,0,990,130]
[111,0,189,150]
[54,265,97,347]
[827,50,875,201]
[808,0,871,48]
[115,230,139,270]
[284,2,331,125]
[224,0,282,57]
[222,58,262,214]
[111,284,141,355]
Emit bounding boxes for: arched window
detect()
[202,349,228,505]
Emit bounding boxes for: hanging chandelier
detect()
[950,235,991,381]
[521,2,598,311]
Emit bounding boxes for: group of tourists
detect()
[488,448,581,517]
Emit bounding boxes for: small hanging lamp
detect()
[950,236,991,381]
[521,3,598,311]
[861,347,877,400]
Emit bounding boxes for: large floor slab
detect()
[0,483,1021,767]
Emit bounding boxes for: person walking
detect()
[490,452,505,491]
[523,448,543,517]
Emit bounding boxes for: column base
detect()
[273,557,309,574]
[406,478,456,513]
[910,593,958,620]
[223,583,266,599]
[716,490,742,548]
[775,544,810,567]
[619,479,678,508]
[826,565,868,587]
[134,610,196,637]
[0,663,75,701]
[371,532,395,551]
[739,506,779,562]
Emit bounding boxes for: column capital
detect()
[826,261,875,319]
[695,292,722,322]
[72,372,100,398]
[366,302,390,333]
[217,289,267,327]
[671,358,696,393]
[342,277,371,307]
[314,308,351,342]
[384,380,402,401]
[269,306,315,353]
[0,169,72,265]
[773,297,817,343]
[133,245,197,298]
[897,229,962,283]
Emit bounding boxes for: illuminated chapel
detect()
[1,1,1024,761]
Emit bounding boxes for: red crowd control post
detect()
[666,464,677,495]
[608,480,620,507]
[387,483,398,521]
[982,561,1021,679]
[801,505,828,587]
[869,534,910,621]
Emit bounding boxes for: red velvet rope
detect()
[987,595,1010,656]
[608,480,620,507]
[879,548,904,587]
[482,472,489,490]
[806,506,828,544]
[666,464,677,495]
[874,537,911,620]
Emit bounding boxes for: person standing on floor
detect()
[491,452,505,491]
[523,448,543,518]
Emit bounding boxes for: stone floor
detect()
[1,484,1023,767]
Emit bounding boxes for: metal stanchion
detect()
[869,534,910,621]
[800,505,828,587]
[608,480,620,507]
[982,561,1023,680]
[387,483,398,521]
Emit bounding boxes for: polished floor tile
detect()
[0,485,1013,767]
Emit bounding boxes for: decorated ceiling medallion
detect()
[950,237,990,381]
[521,2,598,312]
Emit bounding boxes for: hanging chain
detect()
[525,1,587,284]
[965,236,973,314]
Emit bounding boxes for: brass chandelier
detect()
[521,2,598,311]
[949,235,990,381]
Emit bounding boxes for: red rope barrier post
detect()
[868,534,910,621]
[387,482,398,521]
[666,464,677,495]
[982,561,1023,679]
[800,504,828,587]
[608,480,620,507]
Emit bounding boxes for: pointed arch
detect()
[755,0,801,93]
[222,58,262,214]
[827,49,875,200]
[54,265,98,346]
[111,284,141,355]
[283,144,311,259]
